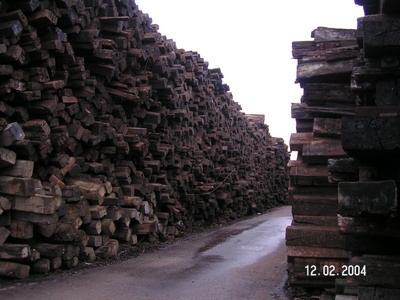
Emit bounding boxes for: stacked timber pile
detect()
[286,27,360,291]
[0,0,289,279]
[334,0,400,299]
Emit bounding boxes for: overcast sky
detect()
[135,0,364,146]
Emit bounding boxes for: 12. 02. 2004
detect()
[305,264,366,277]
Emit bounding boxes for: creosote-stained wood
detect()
[0,0,290,280]
[288,160,333,186]
[342,116,400,159]
[302,140,347,164]
[347,255,400,289]
[287,26,359,292]
[286,226,345,248]
[0,261,30,279]
[0,176,37,196]
[0,244,31,260]
[338,181,397,217]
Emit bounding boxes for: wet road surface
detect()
[0,206,292,300]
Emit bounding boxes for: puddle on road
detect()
[195,218,276,256]
[198,214,292,269]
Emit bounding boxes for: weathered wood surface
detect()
[289,132,314,152]
[338,181,397,217]
[342,116,400,159]
[302,83,355,105]
[0,0,290,279]
[311,27,357,42]
[0,261,29,279]
[292,103,355,119]
[313,118,342,138]
[302,140,347,164]
[292,215,338,227]
[347,255,400,289]
[287,246,351,259]
[327,158,359,183]
[296,59,355,83]
[358,286,400,300]
[330,6,400,298]
[0,244,31,260]
[288,160,333,186]
[338,215,400,238]
[291,193,338,216]
[286,226,345,248]
[358,14,400,57]
[288,27,359,292]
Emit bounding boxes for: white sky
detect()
[135,0,364,146]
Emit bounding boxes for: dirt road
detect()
[0,206,292,300]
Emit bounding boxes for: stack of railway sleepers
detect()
[0,0,289,278]
[333,1,400,299]
[286,26,360,290]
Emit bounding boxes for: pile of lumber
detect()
[0,0,289,279]
[288,2,400,298]
[286,26,360,289]
[334,0,400,299]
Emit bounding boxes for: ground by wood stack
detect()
[0,1,289,279]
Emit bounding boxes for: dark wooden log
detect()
[0,20,23,38]
[9,221,34,239]
[30,258,51,274]
[288,160,333,186]
[0,147,16,168]
[327,158,359,182]
[0,160,34,178]
[82,220,102,235]
[32,243,64,258]
[286,225,345,249]
[287,246,350,259]
[296,59,354,83]
[292,103,354,119]
[359,14,400,57]
[0,244,31,260]
[0,261,30,279]
[0,176,37,196]
[292,193,338,216]
[28,9,58,27]
[95,239,119,259]
[338,181,397,217]
[11,211,59,225]
[313,118,342,138]
[13,194,56,214]
[347,255,400,289]
[290,132,314,152]
[338,215,400,238]
[65,178,107,204]
[87,235,102,247]
[342,116,400,160]
[311,27,357,41]
[0,10,28,28]
[0,226,11,245]
[101,218,116,235]
[302,140,347,164]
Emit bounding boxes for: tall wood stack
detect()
[286,27,360,289]
[334,0,400,299]
[287,1,400,298]
[0,0,289,279]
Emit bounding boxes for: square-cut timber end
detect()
[338,180,397,217]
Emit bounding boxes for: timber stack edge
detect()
[287,0,400,299]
